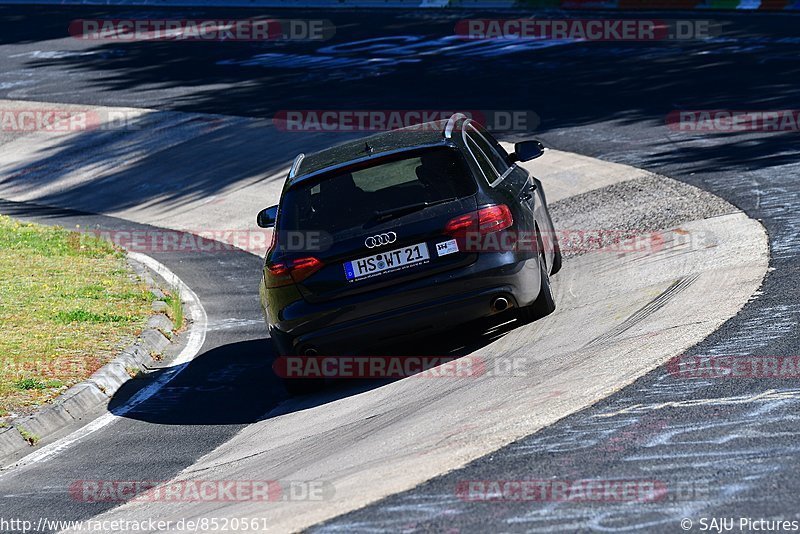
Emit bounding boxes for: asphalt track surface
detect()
[0,6,798,532]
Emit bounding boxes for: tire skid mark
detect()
[584,274,699,348]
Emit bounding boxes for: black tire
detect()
[519,253,556,322]
[274,344,326,396]
[550,237,562,276]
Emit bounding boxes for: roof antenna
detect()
[364,142,374,154]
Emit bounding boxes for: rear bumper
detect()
[264,252,542,356]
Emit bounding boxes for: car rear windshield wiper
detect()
[371,197,458,223]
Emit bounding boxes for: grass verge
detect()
[164,290,184,330]
[0,215,153,420]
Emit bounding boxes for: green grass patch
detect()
[14,378,64,391]
[164,291,184,330]
[55,309,134,324]
[17,427,39,446]
[0,215,152,417]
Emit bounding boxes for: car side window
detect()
[465,134,499,184]
[467,124,510,174]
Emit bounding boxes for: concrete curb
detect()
[0,254,181,461]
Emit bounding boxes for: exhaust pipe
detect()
[491,296,509,313]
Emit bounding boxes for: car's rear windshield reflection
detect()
[280,147,476,234]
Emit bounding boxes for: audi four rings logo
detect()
[365,232,397,248]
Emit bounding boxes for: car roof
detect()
[290,119,459,184]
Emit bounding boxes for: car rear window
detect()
[279,147,476,233]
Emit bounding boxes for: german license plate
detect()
[344,242,430,281]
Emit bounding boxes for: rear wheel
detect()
[519,253,556,322]
[550,238,562,276]
[272,337,326,396]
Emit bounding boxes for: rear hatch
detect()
[274,146,479,303]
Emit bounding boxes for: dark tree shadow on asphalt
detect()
[0,6,797,211]
[0,111,353,214]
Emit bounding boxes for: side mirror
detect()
[257,205,278,228]
[510,140,545,163]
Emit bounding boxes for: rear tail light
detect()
[445,204,513,237]
[477,204,514,234]
[265,256,323,288]
[444,213,478,236]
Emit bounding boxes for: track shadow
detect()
[0,111,342,214]
[0,8,797,222]
[108,339,282,425]
[108,312,524,426]
[1,7,798,178]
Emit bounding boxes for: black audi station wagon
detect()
[258,114,560,359]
